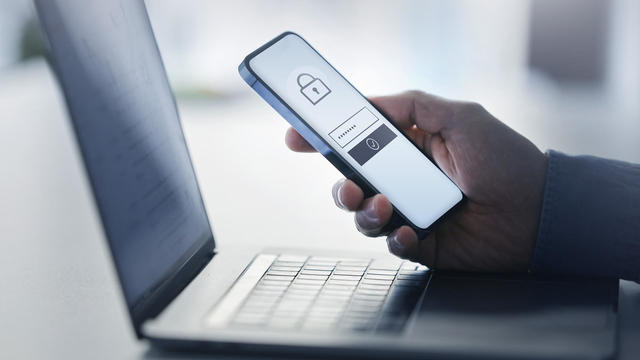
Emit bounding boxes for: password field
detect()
[329,107,379,148]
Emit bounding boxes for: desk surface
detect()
[1,61,639,359]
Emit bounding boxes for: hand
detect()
[285,91,547,272]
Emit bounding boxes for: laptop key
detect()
[335,265,367,272]
[306,257,339,264]
[297,274,329,281]
[355,289,388,296]
[258,278,291,285]
[327,279,359,286]
[350,300,384,309]
[359,283,391,290]
[288,284,322,292]
[300,268,333,275]
[226,254,422,334]
[331,274,363,280]
[333,269,365,276]
[262,274,295,281]
[364,274,396,281]
[304,265,335,271]
[273,259,305,265]
[339,261,370,268]
[255,284,289,292]
[360,279,393,286]
[267,269,300,276]
[277,255,309,263]
[367,268,399,274]
[324,285,357,292]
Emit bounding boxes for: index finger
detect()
[369,90,457,135]
[285,127,316,152]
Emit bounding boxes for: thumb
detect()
[370,90,457,135]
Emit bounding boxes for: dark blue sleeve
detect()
[531,150,640,280]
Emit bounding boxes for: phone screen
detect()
[248,33,462,229]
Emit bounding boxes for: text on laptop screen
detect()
[36,0,213,308]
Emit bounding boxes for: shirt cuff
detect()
[531,150,640,280]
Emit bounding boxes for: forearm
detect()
[531,150,640,280]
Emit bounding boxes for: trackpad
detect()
[408,273,617,359]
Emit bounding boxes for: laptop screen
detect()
[35,0,214,308]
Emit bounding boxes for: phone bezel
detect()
[241,31,465,233]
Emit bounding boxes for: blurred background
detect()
[0,1,639,358]
[1,0,639,160]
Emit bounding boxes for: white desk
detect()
[0,60,638,359]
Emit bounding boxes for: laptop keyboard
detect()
[229,254,429,333]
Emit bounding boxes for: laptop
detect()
[35,1,619,358]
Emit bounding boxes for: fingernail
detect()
[387,231,404,255]
[332,179,347,209]
[357,198,380,228]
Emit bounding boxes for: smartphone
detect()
[239,32,463,234]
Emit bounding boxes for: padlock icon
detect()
[297,73,331,105]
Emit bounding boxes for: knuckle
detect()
[461,101,485,114]
[405,89,426,99]
[454,101,488,122]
